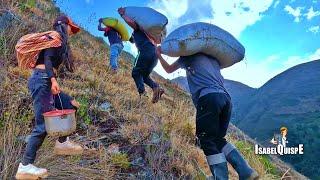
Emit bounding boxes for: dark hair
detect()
[53,22,74,72]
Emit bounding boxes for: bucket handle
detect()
[54,93,64,113]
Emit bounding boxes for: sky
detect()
[55,0,320,88]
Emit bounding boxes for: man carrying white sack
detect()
[156,50,259,179]
[118,7,165,103]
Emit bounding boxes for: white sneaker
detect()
[53,137,83,155]
[15,163,48,179]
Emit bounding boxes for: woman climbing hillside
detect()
[156,48,259,180]
[118,7,164,103]
[15,15,83,180]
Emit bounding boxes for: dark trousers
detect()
[196,93,232,156]
[22,69,73,165]
[132,49,158,94]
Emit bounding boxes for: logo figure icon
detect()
[255,126,303,155]
[270,126,288,147]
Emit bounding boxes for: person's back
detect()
[130,29,163,103]
[157,50,259,180]
[98,20,124,72]
[177,53,229,105]
[132,29,155,53]
[105,28,123,46]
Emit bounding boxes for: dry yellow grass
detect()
[0,0,307,179]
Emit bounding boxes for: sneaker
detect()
[53,137,83,155]
[152,87,164,103]
[15,163,48,180]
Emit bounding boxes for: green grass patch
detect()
[235,141,278,175]
[110,153,130,169]
[18,0,36,11]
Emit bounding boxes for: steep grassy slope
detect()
[0,0,305,179]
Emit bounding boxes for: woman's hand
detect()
[51,78,61,95]
[71,99,81,108]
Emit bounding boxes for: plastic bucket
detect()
[43,109,76,137]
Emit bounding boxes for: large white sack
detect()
[161,22,245,68]
[124,6,168,44]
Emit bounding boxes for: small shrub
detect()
[235,141,278,175]
[77,97,91,125]
[18,0,36,12]
[110,153,130,169]
[0,35,8,59]
[259,155,278,175]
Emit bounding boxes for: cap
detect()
[54,15,80,34]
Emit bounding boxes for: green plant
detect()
[110,153,130,169]
[0,35,8,59]
[18,0,36,11]
[235,141,278,175]
[259,155,278,175]
[17,110,33,124]
[77,97,91,125]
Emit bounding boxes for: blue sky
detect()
[55,0,320,88]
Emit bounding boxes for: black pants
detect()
[196,93,232,156]
[132,48,158,94]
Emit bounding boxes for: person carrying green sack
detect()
[156,47,259,180]
[98,18,124,74]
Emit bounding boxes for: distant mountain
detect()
[171,76,189,92]
[235,60,320,178]
[171,60,320,179]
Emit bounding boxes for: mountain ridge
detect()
[171,59,320,178]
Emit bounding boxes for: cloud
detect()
[284,5,304,22]
[206,0,274,38]
[305,7,320,20]
[283,48,320,68]
[148,0,188,32]
[273,0,280,8]
[153,54,286,88]
[308,48,320,60]
[146,0,276,87]
[221,55,283,88]
[128,43,138,57]
[143,1,317,88]
[222,49,320,88]
[308,26,320,34]
[283,56,303,67]
[284,5,320,22]
[148,0,274,38]
[85,0,93,4]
